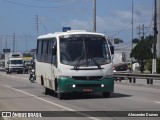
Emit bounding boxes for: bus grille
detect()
[72,76,103,80]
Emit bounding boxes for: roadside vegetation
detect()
[130,35,160,74]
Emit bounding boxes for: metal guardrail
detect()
[114,72,160,85]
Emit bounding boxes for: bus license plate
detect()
[83,88,92,92]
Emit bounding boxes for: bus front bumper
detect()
[57,76,114,93]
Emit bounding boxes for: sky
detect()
[0,0,154,52]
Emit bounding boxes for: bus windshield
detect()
[60,34,111,68]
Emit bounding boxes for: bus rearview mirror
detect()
[110,46,114,55]
[52,47,56,55]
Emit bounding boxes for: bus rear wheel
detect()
[102,92,110,98]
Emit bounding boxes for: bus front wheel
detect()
[102,92,110,98]
[45,87,50,95]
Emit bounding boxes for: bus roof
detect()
[37,30,105,39]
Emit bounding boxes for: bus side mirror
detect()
[52,47,56,55]
[52,42,57,55]
[110,46,114,55]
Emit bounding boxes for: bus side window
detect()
[48,39,57,67]
[41,40,48,62]
[37,38,57,66]
[37,40,42,62]
[48,40,54,63]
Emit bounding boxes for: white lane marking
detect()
[3,84,100,120]
[155,101,160,104]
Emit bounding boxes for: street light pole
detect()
[157,0,160,58]
[93,0,96,32]
[13,33,15,53]
[36,15,39,36]
[131,0,134,47]
[152,0,157,73]
[0,37,2,53]
[130,0,134,72]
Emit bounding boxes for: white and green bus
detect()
[36,30,114,99]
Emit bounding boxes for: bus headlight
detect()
[101,84,105,87]
[72,84,76,88]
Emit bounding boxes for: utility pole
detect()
[93,0,96,32]
[0,37,2,53]
[131,0,134,44]
[157,0,160,58]
[152,0,157,73]
[137,25,141,40]
[36,15,39,36]
[13,33,16,53]
[131,0,134,72]
[25,35,28,52]
[136,24,145,40]
[142,24,145,40]
[0,37,2,59]
[5,36,8,49]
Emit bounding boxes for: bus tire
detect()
[102,92,110,98]
[45,87,50,95]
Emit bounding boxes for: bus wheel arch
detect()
[41,76,44,85]
[54,78,58,91]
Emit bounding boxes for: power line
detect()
[33,0,75,3]
[1,0,77,8]
[66,0,91,28]
[65,0,85,27]
[112,23,131,37]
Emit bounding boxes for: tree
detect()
[130,36,153,73]
[114,38,123,44]
[132,38,139,43]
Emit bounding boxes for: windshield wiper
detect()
[90,56,102,69]
[73,53,85,70]
[74,40,86,70]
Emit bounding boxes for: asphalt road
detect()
[0,72,160,120]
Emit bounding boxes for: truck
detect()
[5,53,23,74]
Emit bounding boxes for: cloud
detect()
[61,4,153,42]
[135,10,142,17]
[61,14,131,36]
[113,10,132,21]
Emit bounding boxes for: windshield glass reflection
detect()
[60,34,111,67]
